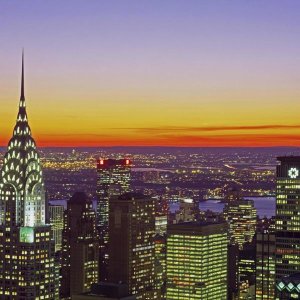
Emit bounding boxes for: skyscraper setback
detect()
[0,54,57,298]
[96,158,131,280]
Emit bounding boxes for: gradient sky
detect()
[1,1,300,147]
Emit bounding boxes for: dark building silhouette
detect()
[61,192,99,299]
[0,54,57,298]
[108,193,159,299]
[96,159,131,281]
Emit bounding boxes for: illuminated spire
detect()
[21,49,25,101]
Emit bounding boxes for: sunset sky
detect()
[1,1,300,147]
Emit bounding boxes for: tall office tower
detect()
[61,192,99,299]
[0,55,57,299]
[238,242,256,299]
[96,158,131,280]
[49,204,64,252]
[166,222,228,299]
[227,244,239,300]
[155,195,168,235]
[276,156,300,277]
[108,193,159,299]
[154,234,167,300]
[223,199,257,249]
[255,230,276,300]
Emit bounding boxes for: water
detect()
[169,197,276,218]
[50,196,276,218]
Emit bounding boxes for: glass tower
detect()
[0,54,57,298]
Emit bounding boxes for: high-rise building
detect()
[108,193,158,299]
[166,222,228,299]
[61,192,99,299]
[223,199,257,249]
[0,54,57,298]
[49,204,64,252]
[255,230,276,300]
[276,156,300,279]
[96,158,131,280]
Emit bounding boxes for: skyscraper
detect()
[223,199,257,249]
[108,193,158,299]
[49,204,64,252]
[96,158,131,280]
[166,222,228,299]
[255,230,276,300]
[0,54,57,298]
[61,192,99,299]
[276,157,300,279]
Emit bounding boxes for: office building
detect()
[96,159,131,280]
[166,222,228,299]
[276,156,300,279]
[49,204,64,252]
[223,199,257,249]
[0,54,57,298]
[255,230,276,300]
[108,193,158,299]
[61,192,99,299]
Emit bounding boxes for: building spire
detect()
[21,49,25,101]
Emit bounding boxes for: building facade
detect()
[108,193,158,299]
[223,199,257,249]
[255,230,276,300]
[49,204,64,252]
[0,54,57,299]
[96,159,131,280]
[166,222,228,299]
[61,192,99,299]
[276,156,300,279]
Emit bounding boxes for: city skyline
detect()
[1,1,300,147]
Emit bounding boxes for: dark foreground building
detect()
[108,193,159,299]
[96,159,131,280]
[61,192,99,299]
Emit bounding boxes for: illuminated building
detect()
[238,242,256,299]
[0,54,57,298]
[276,273,300,299]
[276,156,300,280]
[255,230,276,300]
[154,234,167,299]
[223,199,257,249]
[61,192,99,299]
[108,193,159,299]
[96,158,131,280]
[166,222,228,299]
[72,283,136,300]
[49,204,64,252]
[155,196,168,235]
